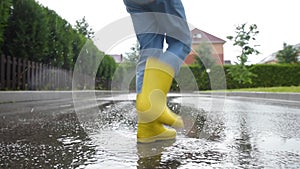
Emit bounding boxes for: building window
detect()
[193,33,202,39]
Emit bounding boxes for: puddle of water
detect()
[0,110,95,168]
[1,97,300,168]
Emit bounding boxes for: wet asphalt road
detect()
[0,92,299,169]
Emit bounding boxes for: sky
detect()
[36,0,300,64]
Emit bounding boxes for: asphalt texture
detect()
[0,91,299,168]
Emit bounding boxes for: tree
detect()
[97,55,117,89]
[227,23,260,85]
[276,43,299,64]
[1,0,105,73]
[3,0,49,61]
[44,9,65,66]
[71,30,86,67]
[0,0,12,53]
[74,16,94,39]
[124,41,140,64]
[2,0,91,69]
[44,8,87,69]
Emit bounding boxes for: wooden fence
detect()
[0,55,74,90]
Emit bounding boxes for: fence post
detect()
[35,62,39,89]
[51,66,54,89]
[12,57,17,89]
[36,62,39,90]
[55,67,59,89]
[6,56,11,89]
[22,58,27,90]
[68,70,72,89]
[27,60,31,90]
[31,61,36,90]
[35,62,39,90]
[38,62,42,90]
[46,65,50,89]
[42,64,46,89]
[0,55,5,89]
[17,57,22,89]
[57,68,61,89]
[0,56,74,90]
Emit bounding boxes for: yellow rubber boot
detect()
[136,57,184,143]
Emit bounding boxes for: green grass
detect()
[225,86,300,93]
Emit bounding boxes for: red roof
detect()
[191,28,226,44]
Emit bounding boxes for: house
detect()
[110,54,123,63]
[259,43,300,64]
[258,52,277,64]
[224,60,232,65]
[184,28,226,65]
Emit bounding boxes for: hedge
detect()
[249,64,300,88]
[109,64,300,91]
[171,64,300,91]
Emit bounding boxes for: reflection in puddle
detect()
[1,98,300,168]
[0,112,96,168]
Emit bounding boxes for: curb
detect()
[194,91,300,102]
[0,90,126,103]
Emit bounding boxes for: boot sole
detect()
[137,129,177,143]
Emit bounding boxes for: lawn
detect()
[226,86,300,93]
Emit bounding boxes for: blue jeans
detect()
[123,0,192,93]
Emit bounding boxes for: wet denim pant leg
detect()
[123,0,192,93]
